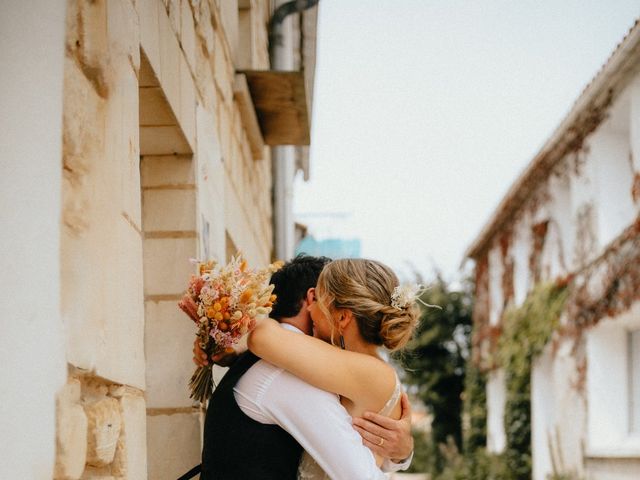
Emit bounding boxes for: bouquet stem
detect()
[189,364,214,404]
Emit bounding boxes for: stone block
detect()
[107,0,141,73]
[138,0,161,76]
[142,188,197,232]
[202,208,226,263]
[112,394,147,479]
[85,398,122,467]
[217,104,232,164]
[179,54,197,150]
[143,236,197,295]
[158,0,181,121]
[139,87,177,126]
[193,37,216,109]
[104,62,142,231]
[230,102,243,140]
[146,412,201,480]
[55,379,88,480]
[144,300,198,408]
[213,33,233,105]
[218,0,239,63]
[62,57,105,195]
[80,472,116,480]
[167,0,181,36]
[194,0,215,57]
[62,62,118,375]
[94,216,146,389]
[140,155,195,188]
[66,0,109,98]
[140,125,191,155]
[236,6,253,69]
[196,102,223,170]
[223,174,266,264]
[180,0,197,73]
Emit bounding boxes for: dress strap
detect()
[377,373,402,416]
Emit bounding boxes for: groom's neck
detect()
[280,315,312,336]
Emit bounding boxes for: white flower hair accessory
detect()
[391,283,441,310]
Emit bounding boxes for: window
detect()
[586,311,640,456]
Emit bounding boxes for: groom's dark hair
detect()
[270,254,331,320]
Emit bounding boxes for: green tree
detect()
[398,275,473,470]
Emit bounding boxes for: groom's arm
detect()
[352,392,414,471]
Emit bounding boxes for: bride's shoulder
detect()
[354,355,398,405]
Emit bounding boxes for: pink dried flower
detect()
[178,296,199,323]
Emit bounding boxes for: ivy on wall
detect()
[496,281,569,480]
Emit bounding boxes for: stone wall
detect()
[54,0,283,478]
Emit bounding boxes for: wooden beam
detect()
[241,70,311,146]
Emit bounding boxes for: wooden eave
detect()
[239,70,311,146]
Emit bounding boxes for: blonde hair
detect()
[315,259,420,351]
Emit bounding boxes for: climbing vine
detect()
[496,281,569,479]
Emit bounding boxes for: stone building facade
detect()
[466,21,640,480]
[1,0,317,478]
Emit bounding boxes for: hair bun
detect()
[380,305,420,351]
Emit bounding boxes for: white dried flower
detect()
[391,283,441,310]
[391,283,422,309]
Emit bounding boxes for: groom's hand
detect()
[192,339,238,367]
[193,339,209,366]
[352,392,414,463]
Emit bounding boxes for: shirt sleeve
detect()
[259,369,388,480]
[381,451,413,472]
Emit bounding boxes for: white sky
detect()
[294,1,640,281]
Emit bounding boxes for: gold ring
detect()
[378,437,384,447]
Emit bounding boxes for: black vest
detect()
[200,352,303,479]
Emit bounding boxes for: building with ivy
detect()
[465,20,640,480]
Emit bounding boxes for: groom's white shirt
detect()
[234,324,408,480]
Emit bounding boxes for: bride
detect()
[248,258,421,479]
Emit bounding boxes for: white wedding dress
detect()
[296,374,403,479]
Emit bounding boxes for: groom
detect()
[194,254,414,479]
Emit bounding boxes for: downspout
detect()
[269,0,319,261]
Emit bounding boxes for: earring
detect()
[339,335,345,350]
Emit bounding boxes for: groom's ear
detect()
[305,288,315,305]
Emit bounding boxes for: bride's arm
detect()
[248,318,393,405]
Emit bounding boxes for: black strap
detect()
[176,464,201,480]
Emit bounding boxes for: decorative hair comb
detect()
[391,283,441,310]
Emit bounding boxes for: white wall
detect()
[486,368,507,453]
[569,147,599,268]
[0,1,67,477]
[590,96,635,248]
[546,170,572,277]
[531,346,554,480]
[532,339,586,479]
[630,76,640,173]
[512,213,532,306]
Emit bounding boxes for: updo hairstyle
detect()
[315,258,420,351]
